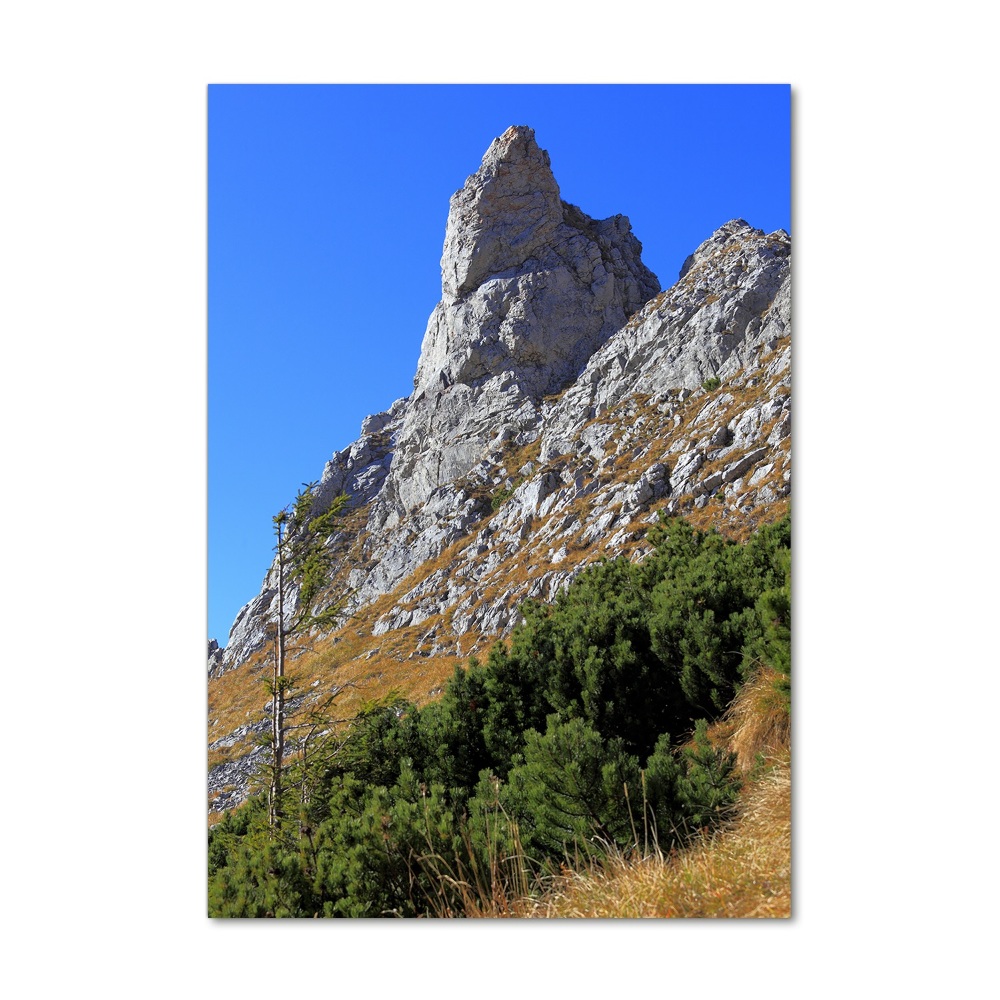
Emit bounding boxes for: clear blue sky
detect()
[208,84,791,644]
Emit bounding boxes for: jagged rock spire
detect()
[412,126,660,402]
[385,127,661,515]
[441,125,564,299]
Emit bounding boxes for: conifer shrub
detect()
[207,514,790,917]
[490,481,522,510]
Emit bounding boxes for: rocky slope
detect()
[208,125,790,814]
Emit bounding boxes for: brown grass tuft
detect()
[520,755,791,918]
[716,666,791,774]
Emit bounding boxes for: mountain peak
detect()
[394,127,662,512]
[417,126,659,398]
[483,124,545,165]
[440,125,564,299]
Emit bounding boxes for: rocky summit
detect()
[208,125,791,814]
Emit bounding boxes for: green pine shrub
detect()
[208,514,790,917]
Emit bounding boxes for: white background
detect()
[2,2,994,994]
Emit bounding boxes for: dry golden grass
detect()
[712,665,791,775]
[471,754,790,919]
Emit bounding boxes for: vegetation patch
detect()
[490,482,519,510]
[208,516,790,916]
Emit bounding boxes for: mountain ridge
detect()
[208,126,790,815]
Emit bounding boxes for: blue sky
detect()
[208,84,791,644]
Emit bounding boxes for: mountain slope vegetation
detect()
[208,514,790,917]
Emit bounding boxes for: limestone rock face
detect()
[212,211,788,678]
[438,125,564,301]
[539,220,790,462]
[392,125,660,514]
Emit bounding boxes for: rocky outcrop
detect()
[539,219,790,461]
[383,126,658,518]
[207,639,225,679]
[314,397,408,514]
[209,126,791,809]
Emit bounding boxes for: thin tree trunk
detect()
[270,518,287,827]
